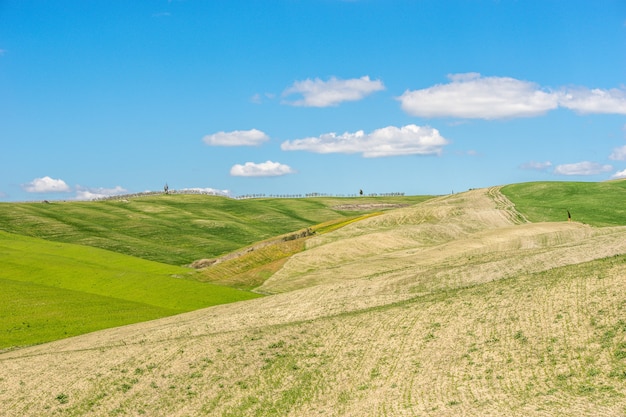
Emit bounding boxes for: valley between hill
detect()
[1,185,626,416]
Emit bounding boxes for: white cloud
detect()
[398,73,626,119]
[203,129,269,146]
[230,161,295,177]
[282,76,385,107]
[23,176,71,193]
[609,145,626,161]
[398,73,559,119]
[612,169,626,179]
[559,87,626,115]
[520,161,553,171]
[553,161,613,176]
[281,124,448,158]
[75,185,127,200]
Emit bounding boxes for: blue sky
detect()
[1,0,625,201]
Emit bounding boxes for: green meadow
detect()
[0,230,261,350]
[501,180,626,226]
[0,194,430,265]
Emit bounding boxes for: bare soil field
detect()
[2,187,626,416]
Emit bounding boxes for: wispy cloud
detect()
[520,161,553,171]
[22,176,71,193]
[553,161,613,176]
[398,73,626,119]
[0,49,6,57]
[203,129,269,146]
[75,185,127,200]
[250,92,275,104]
[152,12,171,18]
[230,161,295,177]
[281,124,448,158]
[609,145,626,161]
[398,73,559,119]
[282,76,385,107]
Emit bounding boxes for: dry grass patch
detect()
[197,239,306,290]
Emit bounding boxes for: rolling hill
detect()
[0,194,430,265]
[0,193,429,350]
[1,183,626,416]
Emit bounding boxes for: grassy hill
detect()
[0,230,261,350]
[0,194,428,350]
[501,180,626,226]
[2,182,626,416]
[0,194,430,265]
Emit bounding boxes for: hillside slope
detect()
[0,230,261,350]
[258,187,626,294]
[0,194,429,265]
[2,187,626,416]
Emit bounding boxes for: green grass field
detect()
[0,230,261,350]
[0,194,430,265]
[501,180,626,227]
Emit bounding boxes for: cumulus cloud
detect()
[398,73,626,119]
[203,129,269,146]
[609,145,626,161]
[75,185,128,200]
[520,161,553,171]
[398,73,559,119]
[281,124,448,158]
[22,176,71,193]
[612,169,626,179]
[553,161,613,176]
[230,161,295,177]
[559,87,626,115]
[282,76,385,107]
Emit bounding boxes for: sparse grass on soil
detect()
[3,251,626,416]
[501,180,626,226]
